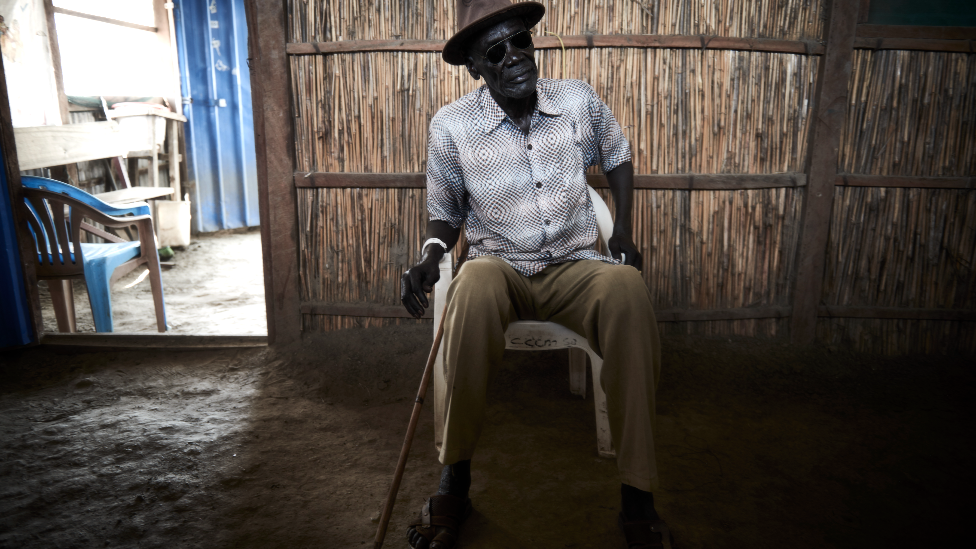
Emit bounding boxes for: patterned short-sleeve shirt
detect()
[426,78,631,276]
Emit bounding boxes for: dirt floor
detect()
[37,230,267,335]
[0,328,973,548]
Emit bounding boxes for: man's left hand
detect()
[608,234,643,271]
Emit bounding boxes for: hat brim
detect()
[442,2,546,66]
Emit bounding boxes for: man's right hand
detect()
[402,221,461,318]
[400,252,443,319]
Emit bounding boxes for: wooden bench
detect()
[14,118,177,202]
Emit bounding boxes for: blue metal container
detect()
[174,0,259,233]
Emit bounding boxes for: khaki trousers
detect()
[433,256,661,491]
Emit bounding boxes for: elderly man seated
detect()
[400,2,672,548]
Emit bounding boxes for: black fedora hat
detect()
[442,0,546,66]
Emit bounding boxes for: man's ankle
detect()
[620,483,660,522]
[437,460,471,500]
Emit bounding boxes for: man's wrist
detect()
[611,224,632,238]
[423,238,449,253]
[422,238,449,261]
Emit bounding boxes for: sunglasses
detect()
[482,30,533,65]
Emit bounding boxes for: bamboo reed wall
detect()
[816,319,976,356]
[820,187,976,355]
[285,1,975,354]
[292,43,812,338]
[297,186,440,331]
[839,50,976,176]
[627,186,802,337]
[298,187,427,305]
[297,184,801,337]
[823,188,976,310]
[287,0,825,42]
[821,50,976,355]
[293,49,818,174]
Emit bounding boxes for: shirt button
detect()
[527,143,533,150]
[536,182,542,188]
[544,219,550,225]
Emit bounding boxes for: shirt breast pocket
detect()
[548,119,587,176]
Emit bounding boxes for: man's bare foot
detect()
[406,461,471,549]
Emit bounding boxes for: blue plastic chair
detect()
[19,176,168,332]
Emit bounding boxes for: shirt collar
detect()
[478,80,561,133]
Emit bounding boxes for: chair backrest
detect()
[21,186,88,279]
[19,176,149,279]
[587,186,613,250]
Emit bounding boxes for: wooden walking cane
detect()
[374,243,468,549]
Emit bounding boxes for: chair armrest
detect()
[21,176,150,217]
[432,253,453,332]
[25,188,153,230]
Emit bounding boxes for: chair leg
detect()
[142,231,169,332]
[86,273,115,333]
[48,280,77,333]
[568,348,587,398]
[588,355,616,458]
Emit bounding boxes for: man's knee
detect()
[605,266,649,297]
[448,258,512,305]
[599,266,653,314]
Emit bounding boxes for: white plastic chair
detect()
[433,186,617,458]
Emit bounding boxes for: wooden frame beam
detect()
[41,333,267,348]
[301,303,793,322]
[856,25,976,40]
[858,0,872,24]
[294,172,807,190]
[655,307,792,322]
[592,173,806,190]
[286,34,825,56]
[245,0,302,346]
[51,6,157,33]
[791,0,860,345]
[287,28,976,57]
[818,306,976,322]
[853,37,975,52]
[835,175,976,189]
[301,303,433,319]
[300,302,976,323]
[854,24,976,52]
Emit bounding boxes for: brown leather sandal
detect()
[619,513,675,549]
[407,494,472,548]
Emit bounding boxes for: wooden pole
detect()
[858,0,871,24]
[41,0,78,186]
[790,0,859,345]
[244,0,302,345]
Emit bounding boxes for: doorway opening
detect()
[2,0,266,337]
